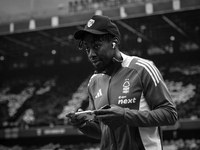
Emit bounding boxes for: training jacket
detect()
[79,52,178,150]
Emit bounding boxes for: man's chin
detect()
[94,65,105,72]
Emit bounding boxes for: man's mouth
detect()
[93,61,101,66]
[91,59,101,65]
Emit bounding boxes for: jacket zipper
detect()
[107,76,118,150]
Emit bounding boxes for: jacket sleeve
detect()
[79,119,101,139]
[124,61,178,127]
[78,84,102,139]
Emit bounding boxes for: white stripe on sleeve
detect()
[136,59,161,87]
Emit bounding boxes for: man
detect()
[66,15,178,150]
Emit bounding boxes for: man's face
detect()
[83,33,114,72]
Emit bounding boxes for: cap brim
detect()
[74,29,108,40]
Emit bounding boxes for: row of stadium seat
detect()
[0,59,200,128]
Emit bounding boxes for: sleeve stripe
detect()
[136,62,158,86]
[138,59,161,82]
[138,61,159,84]
[136,59,161,87]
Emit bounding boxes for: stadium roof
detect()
[0,0,200,71]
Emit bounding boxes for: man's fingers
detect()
[65,111,75,118]
[65,108,83,118]
[94,109,111,115]
[95,114,113,119]
[78,108,83,112]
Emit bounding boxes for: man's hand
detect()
[65,109,87,128]
[94,105,125,130]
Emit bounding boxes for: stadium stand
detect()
[0,0,200,149]
[0,54,200,128]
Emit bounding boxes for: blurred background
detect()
[0,0,200,149]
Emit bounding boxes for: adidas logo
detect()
[95,89,102,99]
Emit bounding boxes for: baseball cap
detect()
[74,15,121,41]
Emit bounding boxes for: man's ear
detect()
[112,42,116,48]
[112,38,122,61]
[112,37,119,48]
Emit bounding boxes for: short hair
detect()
[78,33,120,50]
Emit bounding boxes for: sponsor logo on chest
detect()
[118,96,136,104]
[118,78,136,105]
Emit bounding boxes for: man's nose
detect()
[88,48,97,57]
